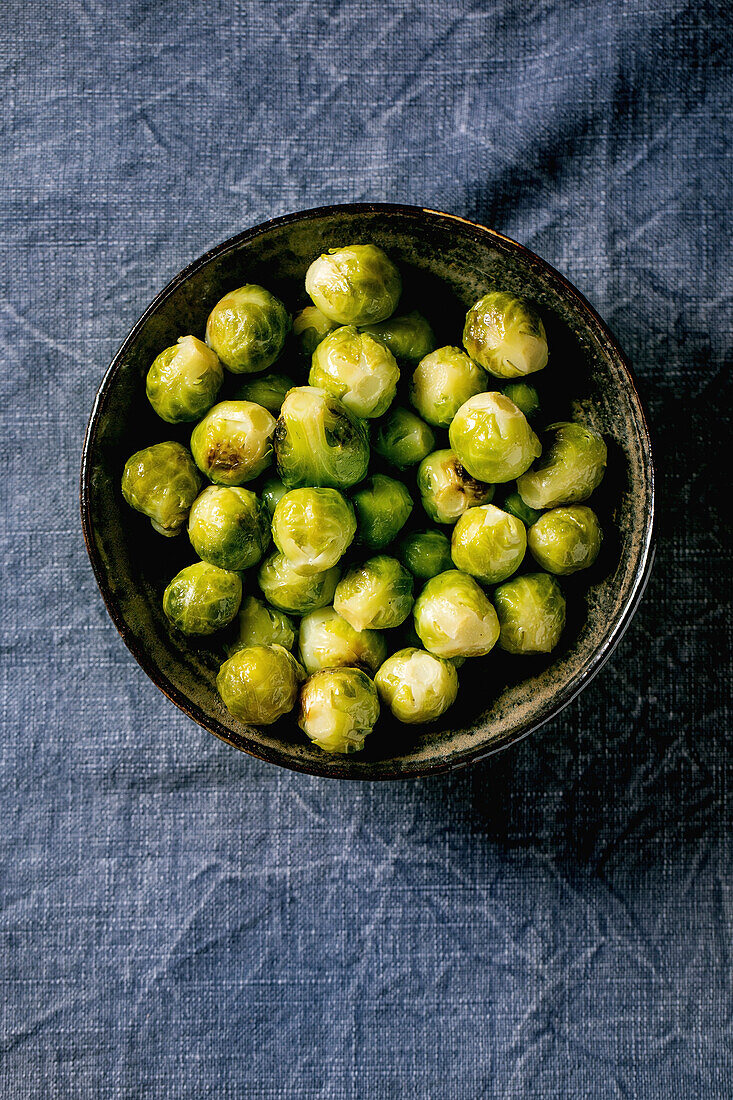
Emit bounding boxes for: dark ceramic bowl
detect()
[81,203,654,780]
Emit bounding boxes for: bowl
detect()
[80,203,654,780]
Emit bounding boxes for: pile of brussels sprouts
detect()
[121,243,607,754]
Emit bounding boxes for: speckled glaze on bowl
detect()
[80,203,654,780]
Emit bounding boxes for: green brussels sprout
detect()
[121,441,202,537]
[190,400,276,486]
[527,505,602,575]
[352,474,413,550]
[396,529,453,580]
[258,551,339,616]
[448,392,541,483]
[309,326,400,419]
[187,485,270,571]
[298,606,387,675]
[502,381,540,421]
[413,570,500,658]
[463,291,548,378]
[217,644,304,724]
[305,244,401,326]
[261,476,287,516]
[229,595,296,654]
[409,346,487,428]
[493,573,566,654]
[272,487,356,575]
[372,406,435,470]
[361,310,435,363]
[417,449,494,524]
[205,284,290,374]
[292,305,337,359]
[298,667,380,753]
[375,647,459,724]
[334,556,414,632]
[230,372,292,415]
[163,561,242,635]
[146,335,223,424]
[274,386,370,490]
[450,504,527,585]
[516,422,607,509]
[501,490,543,528]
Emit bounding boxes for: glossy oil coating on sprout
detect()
[361,310,435,363]
[352,474,413,550]
[146,335,223,424]
[229,595,296,655]
[121,441,203,537]
[187,485,270,572]
[272,487,356,575]
[163,561,242,635]
[410,346,487,428]
[373,406,435,470]
[205,284,290,374]
[494,572,566,654]
[292,305,337,359]
[463,291,548,378]
[257,551,340,616]
[502,381,540,421]
[334,555,414,632]
[217,644,305,724]
[305,244,401,326]
[417,449,494,524]
[375,647,458,724]
[413,569,500,659]
[298,606,387,675]
[310,326,400,419]
[190,400,276,486]
[516,421,607,509]
[527,505,602,575]
[449,392,541,483]
[274,386,370,490]
[451,503,527,585]
[230,372,293,415]
[397,529,454,580]
[260,476,287,516]
[298,667,380,753]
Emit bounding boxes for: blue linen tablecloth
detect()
[1,2,731,1096]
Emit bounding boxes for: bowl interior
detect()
[82,205,653,779]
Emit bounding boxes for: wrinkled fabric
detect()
[1,1,731,1097]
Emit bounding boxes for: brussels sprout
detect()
[361,310,436,363]
[261,476,287,516]
[187,485,270,571]
[352,474,413,550]
[502,490,543,528]
[527,505,602,575]
[516,422,607,509]
[375,648,459,724]
[298,667,380,753]
[413,570,500,659]
[449,392,541,483]
[274,386,370,490]
[396,529,454,580]
[230,372,292,415]
[272,487,356,575]
[309,326,400,419]
[298,606,387,675]
[217,644,304,724]
[258,551,339,616]
[450,504,527,585]
[463,291,548,378]
[146,336,223,423]
[190,400,276,486]
[410,346,487,428]
[163,561,242,635]
[229,595,296,654]
[502,381,540,421]
[121,441,202,537]
[493,573,566,654]
[372,407,435,470]
[305,244,401,326]
[292,305,337,359]
[417,449,494,525]
[205,284,290,374]
[334,556,414,632]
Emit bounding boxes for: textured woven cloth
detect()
[1,2,731,1096]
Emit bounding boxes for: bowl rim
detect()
[80,201,655,780]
